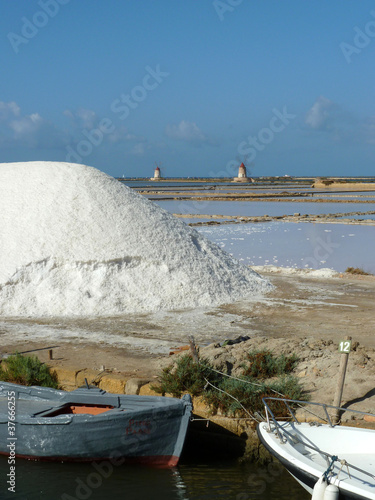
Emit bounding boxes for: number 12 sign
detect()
[338,340,352,353]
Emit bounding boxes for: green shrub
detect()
[204,375,304,418]
[152,354,220,398]
[0,353,59,388]
[243,350,299,378]
[154,350,306,418]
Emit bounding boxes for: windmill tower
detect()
[233,162,252,182]
[151,162,162,180]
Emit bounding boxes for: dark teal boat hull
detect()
[0,382,192,466]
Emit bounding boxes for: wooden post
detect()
[48,349,53,360]
[189,335,199,363]
[332,335,352,424]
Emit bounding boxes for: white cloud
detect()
[64,108,145,146]
[63,108,98,130]
[0,102,216,155]
[10,113,42,135]
[132,143,146,155]
[107,128,145,144]
[165,120,208,144]
[0,101,20,121]
[0,101,68,149]
[132,142,152,156]
[304,97,375,146]
[305,96,336,130]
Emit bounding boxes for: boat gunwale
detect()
[258,397,375,499]
[0,381,189,418]
[257,425,371,500]
[0,382,193,464]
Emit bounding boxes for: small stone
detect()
[125,378,151,395]
[312,366,321,376]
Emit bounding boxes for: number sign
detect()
[338,340,352,353]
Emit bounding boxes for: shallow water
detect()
[0,455,309,500]
[196,222,375,273]
[312,192,375,200]
[123,181,237,188]
[156,199,374,218]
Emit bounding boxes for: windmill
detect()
[233,155,254,183]
[151,161,162,180]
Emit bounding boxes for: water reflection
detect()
[0,455,309,500]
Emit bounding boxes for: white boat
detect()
[257,398,375,500]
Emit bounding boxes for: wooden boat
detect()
[257,397,375,499]
[0,381,192,466]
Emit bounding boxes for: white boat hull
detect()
[258,421,375,500]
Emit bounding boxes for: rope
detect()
[323,455,338,482]
[274,422,375,482]
[205,363,338,426]
[191,339,287,422]
[206,366,287,398]
[203,376,262,423]
[337,459,352,480]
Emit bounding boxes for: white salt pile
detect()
[252,265,338,278]
[0,162,272,317]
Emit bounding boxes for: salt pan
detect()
[0,162,271,317]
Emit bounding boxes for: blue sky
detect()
[0,0,374,178]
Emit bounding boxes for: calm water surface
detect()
[0,455,309,500]
[156,200,374,217]
[196,222,375,273]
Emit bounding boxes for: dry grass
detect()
[345,267,372,276]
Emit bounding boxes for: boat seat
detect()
[0,397,61,418]
[38,403,116,416]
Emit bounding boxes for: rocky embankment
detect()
[147,335,375,460]
[196,336,375,419]
[7,333,374,462]
[50,334,375,421]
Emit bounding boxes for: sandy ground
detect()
[1,272,374,382]
[222,271,375,348]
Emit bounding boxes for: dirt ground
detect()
[223,271,375,348]
[1,272,374,381]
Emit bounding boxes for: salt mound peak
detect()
[0,161,272,316]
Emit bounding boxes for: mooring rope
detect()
[323,455,338,482]
[202,376,262,423]
[191,337,290,422]
[337,459,352,480]
[206,365,287,398]
[271,422,375,482]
